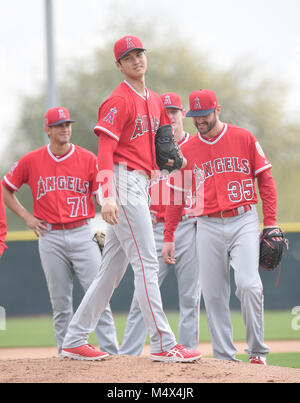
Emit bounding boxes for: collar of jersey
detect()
[178,132,190,148]
[197,123,227,145]
[47,143,75,162]
[123,80,149,100]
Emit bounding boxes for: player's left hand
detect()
[259,226,289,271]
[24,213,49,237]
[101,196,119,225]
[162,242,176,264]
[155,124,186,173]
[165,157,187,169]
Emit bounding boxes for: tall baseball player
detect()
[2,107,118,356]
[0,180,7,258]
[62,36,202,362]
[163,89,278,365]
[119,92,201,355]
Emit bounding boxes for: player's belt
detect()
[206,204,251,218]
[50,219,88,230]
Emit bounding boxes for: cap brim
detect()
[118,47,146,61]
[165,105,182,111]
[186,108,215,117]
[49,119,75,126]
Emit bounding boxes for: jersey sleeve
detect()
[94,96,128,142]
[249,133,272,176]
[257,168,277,226]
[3,156,29,192]
[159,101,171,127]
[91,154,100,195]
[0,180,8,256]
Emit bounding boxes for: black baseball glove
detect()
[259,227,289,271]
[155,124,184,173]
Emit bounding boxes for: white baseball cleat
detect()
[150,344,202,363]
[62,343,109,361]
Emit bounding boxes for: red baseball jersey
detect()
[167,124,272,216]
[3,145,99,224]
[94,80,170,176]
[149,132,192,221]
[0,180,7,255]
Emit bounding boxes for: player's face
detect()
[193,111,217,135]
[166,108,186,142]
[166,108,183,130]
[47,122,72,145]
[116,50,147,79]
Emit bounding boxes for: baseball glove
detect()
[93,230,106,253]
[155,124,184,173]
[259,227,289,271]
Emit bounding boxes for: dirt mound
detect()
[0,355,299,384]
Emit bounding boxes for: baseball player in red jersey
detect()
[119,92,201,355]
[2,107,118,356]
[0,180,8,258]
[62,36,201,362]
[163,89,277,365]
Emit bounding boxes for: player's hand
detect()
[101,196,119,225]
[263,226,282,241]
[162,242,176,264]
[24,214,49,237]
[165,157,187,170]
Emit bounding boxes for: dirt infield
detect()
[0,341,300,383]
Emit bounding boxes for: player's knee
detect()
[51,296,72,313]
[235,280,262,299]
[180,294,199,310]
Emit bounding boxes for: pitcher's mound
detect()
[0,355,300,383]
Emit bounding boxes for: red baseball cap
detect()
[44,106,75,129]
[160,92,183,110]
[113,35,146,61]
[186,89,218,117]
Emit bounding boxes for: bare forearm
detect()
[2,186,31,222]
[2,186,48,236]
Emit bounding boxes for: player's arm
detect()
[96,133,119,225]
[162,186,185,264]
[2,184,48,237]
[0,182,8,257]
[250,135,276,229]
[256,168,277,228]
[94,96,127,225]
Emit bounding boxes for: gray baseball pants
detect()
[62,165,177,354]
[196,205,270,360]
[38,221,119,355]
[119,217,201,355]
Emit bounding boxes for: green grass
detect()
[0,310,299,348]
[0,310,299,368]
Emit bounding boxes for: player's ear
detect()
[45,127,51,138]
[182,109,187,119]
[115,60,123,72]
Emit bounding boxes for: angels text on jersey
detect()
[37,175,89,200]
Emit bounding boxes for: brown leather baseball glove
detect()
[93,230,106,253]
